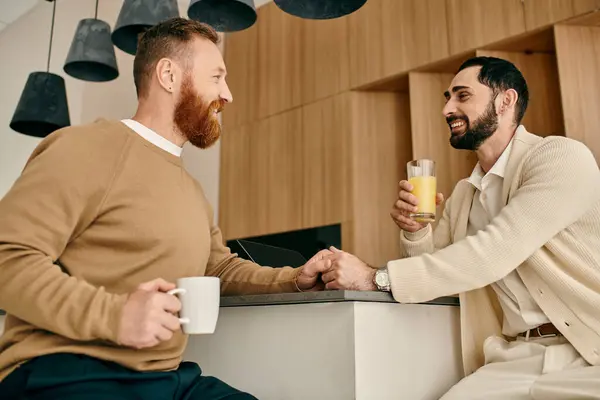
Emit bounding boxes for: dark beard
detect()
[448,99,498,151]
[173,76,225,149]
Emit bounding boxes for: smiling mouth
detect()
[449,120,467,135]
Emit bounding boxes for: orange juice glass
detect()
[407,159,436,223]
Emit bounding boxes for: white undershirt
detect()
[466,128,550,336]
[121,119,182,157]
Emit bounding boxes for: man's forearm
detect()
[207,255,301,295]
[399,199,453,258]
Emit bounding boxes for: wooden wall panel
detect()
[446,0,526,54]
[224,2,350,126]
[301,94,351,229]
[345,92,413,267]
[261,109,305,235]
[524,0,599,31]
[555,25,600,162]
[257,3,303,119]
[219,123,253,238]
[301,18,351,105]
[220,94,352,241]
[220,0,600,254]
[348,0,449,88]
[222,25,259,130]
[573,0,600,14]
[409,72,478,202]
[219,109,304,240]
[347,0,383,88]
[476,51,565,136]
[564,8,600,26]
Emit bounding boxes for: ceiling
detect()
[0,0,274,33]
[0,0,39,32]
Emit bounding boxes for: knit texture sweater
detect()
[390,127,600,376]
[0,119,300,381]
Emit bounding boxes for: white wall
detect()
[0,0,225,215]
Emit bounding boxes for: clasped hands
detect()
[297,179,446,292]
[296,247,378,292]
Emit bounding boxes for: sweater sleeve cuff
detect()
[402,224,431,242]
[280,267,303,293]
[103,292,128,344]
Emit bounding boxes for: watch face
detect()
[376,271,389,286]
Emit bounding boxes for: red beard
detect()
[173,76,225,149]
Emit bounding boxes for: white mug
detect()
[167,276,220,334]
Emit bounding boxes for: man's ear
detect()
[155,58,180,93]
[498,88,518,115]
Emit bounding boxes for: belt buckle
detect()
[523,326,557,341]
[535,326,557,339]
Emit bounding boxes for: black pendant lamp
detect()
[64,0,119,82]
[273,0,367,19]
[10,0,70,138]
[112,0,180,55]
[187,0,257,32]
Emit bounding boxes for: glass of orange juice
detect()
[407,159,436,223]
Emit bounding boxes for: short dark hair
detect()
[133,18,220,98]
[457,56,529,125]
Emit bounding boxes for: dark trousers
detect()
[0,353,257,400]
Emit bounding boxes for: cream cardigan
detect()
[388,126,600,376]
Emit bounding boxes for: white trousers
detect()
[440,335,600,399]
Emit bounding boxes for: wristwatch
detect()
[374,266,391,292]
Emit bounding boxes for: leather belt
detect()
[517,323,562,339]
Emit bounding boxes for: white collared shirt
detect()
[466,127,550,336]
[121,119,183,157]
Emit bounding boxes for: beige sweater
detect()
[0,120,300,381]
[388,127,600,376]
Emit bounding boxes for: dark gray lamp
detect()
[187,0,257,32]
[64,0,119,82]
[273,0,368,19]
[10,0,70,138]
[112,0,180,55]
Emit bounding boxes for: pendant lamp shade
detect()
[112,0,180,55]
[64,18,119,82]
[10,72,71,138]
[273,0,367,19]
[10,0,70,138]
[187,0,256,32]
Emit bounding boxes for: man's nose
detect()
[221,82,233,104]
[442,100,456,119]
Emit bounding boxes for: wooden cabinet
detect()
[555,24,600,162]
[446,0,526,54]
[523,0,599,31]
[348,0,449,88]
[223,2,350,129]
[222,24,260,130]
[219,108,304,239]
[301,94,351,229]
[301,17,351,106]
[219,91,412,267]
[346,92,413,266]
[219,95,351,240]
[256,3,303,121]
[220,1,600,265]
[219,121,253,237]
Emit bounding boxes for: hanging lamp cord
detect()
[46,0,56,73]
[94,0,99,19]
